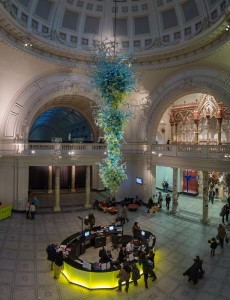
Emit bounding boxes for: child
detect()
[208,237,219,256]
[131,263,140,286]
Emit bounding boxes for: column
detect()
[202,170,209,224]
[217,105,223,145]
[170,124,174,143]
[169,112,175,143]
[198,170,203,197]
[217,119,222,145]
[174,123,178,144]
[193,110,199,144]
[54,166,61,212]
[48,166,53,194]
[71,166,76,192]
[85,165,91,208]
[92,164,104,191]
[151,165,156,199]
[222,172,227,198]
[172,167,178,213]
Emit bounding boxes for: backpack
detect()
[220,208,225,217]
[124,265,131,273]
[132,266,140,279]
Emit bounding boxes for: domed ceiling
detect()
[0,0,230,66]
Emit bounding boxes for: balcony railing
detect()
[151,144,230,159]
[0,141,229,160]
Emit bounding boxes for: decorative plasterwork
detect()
[0,4,230,68]
[2,72,99,141]
[169,95,230,125]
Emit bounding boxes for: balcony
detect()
[0,142,229,162]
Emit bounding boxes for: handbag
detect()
[226,236,229,244]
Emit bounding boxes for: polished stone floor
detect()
[0,192,230,300]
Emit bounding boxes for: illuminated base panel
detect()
[0,204,12,220]
[62,262,143,290]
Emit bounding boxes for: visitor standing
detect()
[147,250,157,281]
[220,204,227,224]
[132,222,140,237]
[54,250,64,279]
[215,182,219,198]
[158,192,163,209]
[139,253,152,288]
[165,181,169,192]
[116,262,131,293]
[30,202,36,220]
[46,243,57,270]
[183,259,199,285]
[131,263,140,286]
[121,205,129,223]
[165,194,171,210]
[208,237,219,256]
[88,212,95,229]
[25,201,30,219]
[217,224,226,249]
[209,189,215,204]
[147,198,154,213]
[32,196,40,215]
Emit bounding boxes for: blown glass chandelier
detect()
[90,1,136,195]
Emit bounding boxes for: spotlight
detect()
[22,38,32,47]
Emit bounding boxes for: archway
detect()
[29,106,93,143]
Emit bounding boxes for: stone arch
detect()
[2,72,100,141]
[146,66,230,143]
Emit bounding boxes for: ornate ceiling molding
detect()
[0,4,230,69]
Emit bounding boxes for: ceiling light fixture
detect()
[22,37,32,47]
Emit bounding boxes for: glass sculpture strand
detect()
[91,47,135,195]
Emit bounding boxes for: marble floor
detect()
[0,192,230,300]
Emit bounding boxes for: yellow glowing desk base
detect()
[62,262,143,289]
[0,204,12,220]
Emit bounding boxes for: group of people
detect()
[116,238,157,292]
[25,196,40,219]
[116,254,156,293]
[146,192,171,213]
[162,180,169,192]
[208,223,228,256]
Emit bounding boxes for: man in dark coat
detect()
[165,194,171,210]
[183,261,199,285]
[46,244,57,270]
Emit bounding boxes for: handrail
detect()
[0,142,229,160]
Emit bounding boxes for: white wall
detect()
[156,165,182,192]
[116,157,153,202]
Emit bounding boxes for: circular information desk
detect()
[61,227,155,289]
